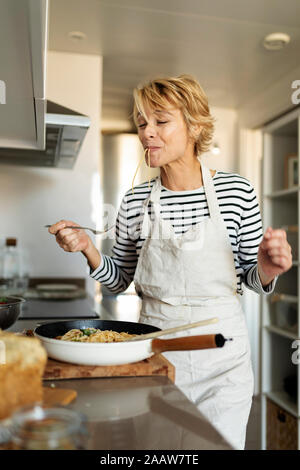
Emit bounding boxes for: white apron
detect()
[134,159,254,450]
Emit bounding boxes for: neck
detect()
[160,155,203,191]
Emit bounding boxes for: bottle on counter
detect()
[2,238,29,296]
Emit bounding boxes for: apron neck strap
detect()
[141,177,160,237]
[144,159,220,220]
[149,177,161,204]
[199,159,220,220]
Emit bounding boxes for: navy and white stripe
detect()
[90,171,277,295]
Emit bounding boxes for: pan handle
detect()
[151,334,228,353]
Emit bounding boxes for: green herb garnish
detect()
[81,328,96,336]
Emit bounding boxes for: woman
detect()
[49,75,292,449]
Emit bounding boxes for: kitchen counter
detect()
[7,311,232,450]
[18,296,104,320]
[44,376,231,450]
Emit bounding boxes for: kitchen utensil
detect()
[0,296,25,329]
[44,224,115,235]
[126,317,219,341]
[34,319,228,366]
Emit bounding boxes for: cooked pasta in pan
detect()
[56,328,136,343]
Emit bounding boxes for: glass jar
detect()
[10,405,87,450]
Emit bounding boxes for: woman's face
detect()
[136,105,195,167]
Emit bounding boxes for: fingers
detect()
[57,231,79,250]
[266,252,290,267]
[48,220,79,235]
[264,238,291,252]
[267,247,291,258]
[269,254,291,270]
[47,220,87,253]
[263,226,287,241]
[60,238,81,253]
[260,227,287,250]
[58,232,88,253]
[260,226,293,271]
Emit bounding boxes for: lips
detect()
[146,146,161,151]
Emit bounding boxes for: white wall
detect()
[238,63,300,129]
[0,51,102,297]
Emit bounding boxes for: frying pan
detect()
[34,319,227,366]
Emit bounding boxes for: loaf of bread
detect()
[0,331,47,420]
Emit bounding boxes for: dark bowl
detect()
[0,296,25,330]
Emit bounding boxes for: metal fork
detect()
[44,224,115,235]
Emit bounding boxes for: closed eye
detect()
[138,120,168,128]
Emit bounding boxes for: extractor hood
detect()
[0,100,91,169]
[0,0,90,169]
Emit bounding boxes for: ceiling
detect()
[48,0,300,128]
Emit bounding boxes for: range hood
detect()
[0,0,90,169]
[0,100,91,169]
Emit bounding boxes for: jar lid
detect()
[6,238,17,247]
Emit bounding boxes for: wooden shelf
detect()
[265,325,298,340]
[265,187,299,199]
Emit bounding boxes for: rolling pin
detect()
[151,334,232,354]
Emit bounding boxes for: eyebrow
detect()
[154,109,173,116]
[137,109,173,120]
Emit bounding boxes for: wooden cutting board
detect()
[43,353,175,382]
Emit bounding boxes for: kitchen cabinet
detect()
[0,0,47,150]
[261,107,300,449]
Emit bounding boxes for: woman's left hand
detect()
[257,227,293,286]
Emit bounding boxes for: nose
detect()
[143,122,157,139]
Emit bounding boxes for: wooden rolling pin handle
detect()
[151,334,226,354]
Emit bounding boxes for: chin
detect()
[145,156,160,168]
[149,161,161,168]
[151,152,167,167]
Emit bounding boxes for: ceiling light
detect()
[263,32,290,50]
[212,143,220,155]
[68,31,87,41]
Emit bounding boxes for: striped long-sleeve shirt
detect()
[90,170,278,296]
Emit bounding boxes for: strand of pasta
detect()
[131,147,149,195]
[58,328,135,343]
[148,148,151,188]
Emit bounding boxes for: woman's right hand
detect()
[48,220,91,253]
[48,220,102,271]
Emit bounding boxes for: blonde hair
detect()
[133,74,215,155]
